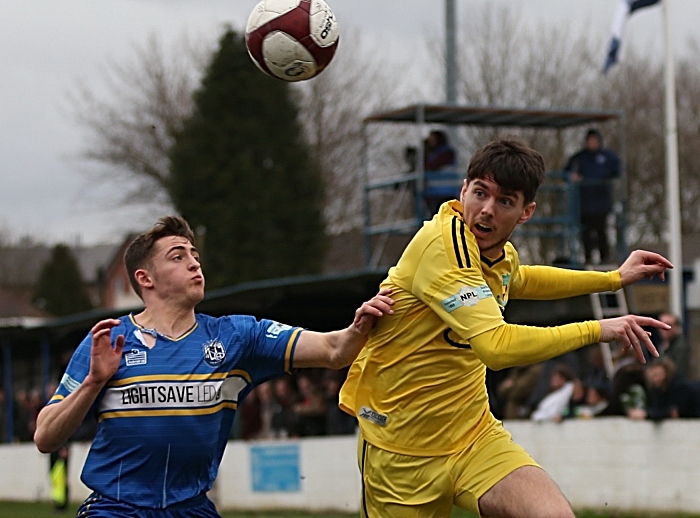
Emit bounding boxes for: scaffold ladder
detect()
[590,286,629,378]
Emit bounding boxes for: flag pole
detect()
[663,0,683,318]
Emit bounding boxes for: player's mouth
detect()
[473,222,493,236]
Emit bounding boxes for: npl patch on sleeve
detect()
[441,285,493,312]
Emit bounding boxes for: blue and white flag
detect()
[603,0,661,74]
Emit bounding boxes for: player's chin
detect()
[189,286,205,304]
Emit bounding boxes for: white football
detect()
[245,0,339,82]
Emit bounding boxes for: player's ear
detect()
[459,179,468,203]
[134,269,154,291]
[517,201,536,224]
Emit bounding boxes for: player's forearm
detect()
[325,326,369,369]
[513,265,621,300]
[470,321,601,371]
[293,327,368,370]
[34,376,104,453]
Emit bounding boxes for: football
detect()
[245,0,339,82]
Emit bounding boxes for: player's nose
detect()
[480,198,496,215]
[187,256,200,270]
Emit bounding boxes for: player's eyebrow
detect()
[473,179,517,198]
[165,244,199,256]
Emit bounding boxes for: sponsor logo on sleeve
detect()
[60,373,80,393]
[441,285,493,313]
[358,406,388,426]
[265,321,292,339]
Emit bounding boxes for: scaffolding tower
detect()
[361,104,626,269]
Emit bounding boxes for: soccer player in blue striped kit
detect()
[34,216,394,517]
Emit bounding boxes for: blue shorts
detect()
[77,492,221,518]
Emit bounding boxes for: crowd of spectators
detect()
[233,369,357,440]
[0,381,97,444]
[0,386,46,443]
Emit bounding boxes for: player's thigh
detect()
[478,465,574,518]
[451,424,540,516]
[357,435,453,518]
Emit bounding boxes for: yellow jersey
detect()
[340,200,620,456]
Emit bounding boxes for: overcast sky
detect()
[1,0,697,245]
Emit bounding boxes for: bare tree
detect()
[294,28,413,234]
[71,27,412,239]
[676,40,700,235]
[70,33,209,210]
[446,3,700,259]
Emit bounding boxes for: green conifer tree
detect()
[169,28,325,289]
[33,244,93,317]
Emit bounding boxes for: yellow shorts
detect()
[357,422,539,517]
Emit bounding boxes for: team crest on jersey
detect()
[203,340,226,366]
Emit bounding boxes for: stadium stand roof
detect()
[363,103,620,128]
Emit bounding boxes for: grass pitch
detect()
[2,501,700,517]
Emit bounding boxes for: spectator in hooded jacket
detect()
[564,128,620,264]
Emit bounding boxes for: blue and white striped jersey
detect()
[49,313,302,508]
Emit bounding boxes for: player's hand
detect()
[352,288,394,336]
[87,319,125,385]
[599,315,669,364]
[618,250,673,286]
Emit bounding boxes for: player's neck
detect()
[134,304,196,339]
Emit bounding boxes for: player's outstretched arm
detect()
[292,289,394,369]
[469,315,669,371]
[34,319,125,453]
[618,250,673,286]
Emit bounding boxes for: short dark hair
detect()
[124,216,196,298]
[466,136,545,204]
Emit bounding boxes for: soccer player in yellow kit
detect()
[340,137,672,518]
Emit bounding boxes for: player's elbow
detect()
[33,429,59,454]
[474,350,511,371]
[470,327,520,371]
[326,352,352,370]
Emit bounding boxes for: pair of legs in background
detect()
[358,423,574,518]
[581,213,611,264]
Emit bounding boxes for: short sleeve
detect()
[239,317,303,384]
[423,269,505,341]
[411,239,504,341]
[48,333,93,405]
